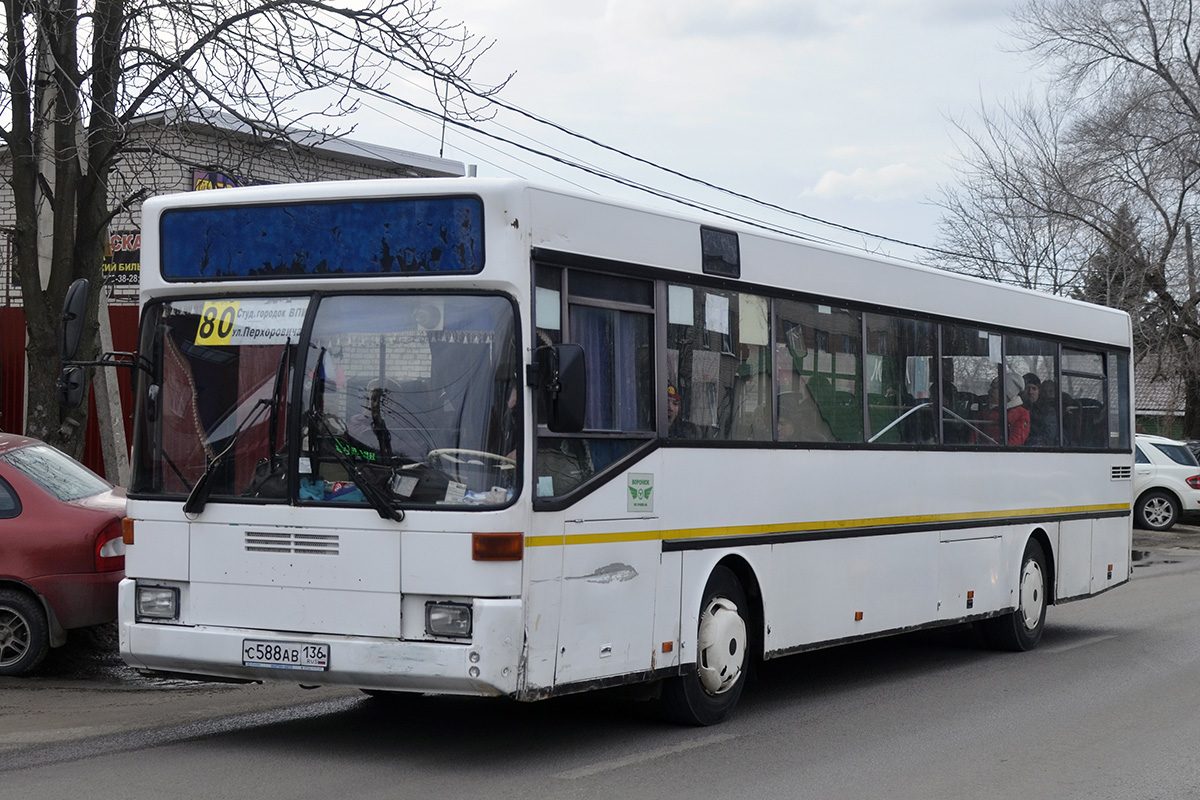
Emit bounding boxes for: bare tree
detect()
[933,0,1200,436]
[936,94,1095,294]
[1,0,504,465]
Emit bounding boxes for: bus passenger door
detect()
[554,517,661,687]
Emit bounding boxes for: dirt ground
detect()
[0,622,358,755]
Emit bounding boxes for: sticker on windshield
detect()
[195,297,309,346]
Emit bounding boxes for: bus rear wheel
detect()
[981,539,1048,652]
[661,566,749,725]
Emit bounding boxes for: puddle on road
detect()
[1132,549,1180,568]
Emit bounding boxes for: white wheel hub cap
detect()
[697,597,746,695]
[1019,558,1045,633]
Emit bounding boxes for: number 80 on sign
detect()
[195,301,239,345]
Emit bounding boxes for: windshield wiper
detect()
[183,340,291,517]
[182,395,272,516]
[307,347,404,522]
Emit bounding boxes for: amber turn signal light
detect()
[122,517,135,545]
[472,532,523,561]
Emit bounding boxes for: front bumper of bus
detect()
[118,583,524,697]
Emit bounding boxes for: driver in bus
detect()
[347,378,432,461]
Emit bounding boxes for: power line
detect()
[324,60,1044,277]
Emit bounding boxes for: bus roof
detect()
[140,177,1132,349]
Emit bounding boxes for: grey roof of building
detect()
[145,108,465,177]
[1135,355,1185,415]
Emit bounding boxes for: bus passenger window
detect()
[1062,350,1108,448]
[941,325,1001,446]
[865,313,938,444]
[775,299,862,443]
[534,268,655,501]
[1005,335,1058,447]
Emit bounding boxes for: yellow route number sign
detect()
[195,301,239,346]
[193,297,310,347]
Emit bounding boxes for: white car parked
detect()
[1133,433,1200,531]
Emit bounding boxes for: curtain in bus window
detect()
[570,305,652,431]
[774,299,862,443]
[131,299,303,499]
[1005,335,1059,447]
[1062,349,1107,448]
[865,313,937,444]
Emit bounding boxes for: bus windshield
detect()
[131,293,520,510]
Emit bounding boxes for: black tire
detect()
[0,589,50,676]
[981,539,1048,652]
[1136,490,1179,531]
[661,566,749,725]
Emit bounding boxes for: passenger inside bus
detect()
[776,381,834,442]
[666,383,700,438]
[1023,373,1060,447]
[973,374,1029,446]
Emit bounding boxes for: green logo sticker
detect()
[627,473,654,513]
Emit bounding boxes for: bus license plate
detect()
[242,639,329,671]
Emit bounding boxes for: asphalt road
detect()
[2,523,1200,798]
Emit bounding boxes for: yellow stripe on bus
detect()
[524,503,1130,548]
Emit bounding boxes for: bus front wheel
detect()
[981,539,1048,652]
[661,566,749,725]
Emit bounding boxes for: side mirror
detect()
[57,366,86,409]
[60,278,90,361]
[537,343,586,433]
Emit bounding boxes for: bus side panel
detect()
[521,539,564,695]
[554,524,659,686]
[1092,516,1132,592]
[653,551,682,672]
[1057,519,1094,600]
[763,533,939,652]
[937,534,1003,621]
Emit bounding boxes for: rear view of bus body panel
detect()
[119,503,526,696]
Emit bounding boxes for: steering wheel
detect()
[427,448,516,468]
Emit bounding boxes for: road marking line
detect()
[1045,634,1117,653]
[556,732,739,779]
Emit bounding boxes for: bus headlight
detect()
[425,601,472,638]
[136,585,180,621]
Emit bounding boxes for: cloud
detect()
[807,162,927,201]
[905,0,1015,25]
[645,0,838,40]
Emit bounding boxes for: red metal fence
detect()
[0,305,138,478]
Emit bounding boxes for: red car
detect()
[0,432,125,675]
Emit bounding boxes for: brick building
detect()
[0,110,464,474]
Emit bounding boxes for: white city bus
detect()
[108,178,1132,724]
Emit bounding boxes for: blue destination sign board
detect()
[160,195,484,280]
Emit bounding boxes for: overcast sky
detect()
[349,0,1041,263]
